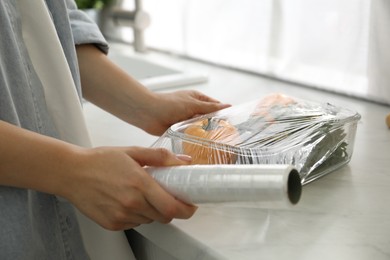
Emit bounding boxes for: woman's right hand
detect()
[61,146,197,231]
[0,121,194,231]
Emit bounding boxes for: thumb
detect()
[125,147,192,167]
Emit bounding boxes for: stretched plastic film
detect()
[145,164,302,208]
[151,93,361,185]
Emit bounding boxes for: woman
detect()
[0,0,229,258]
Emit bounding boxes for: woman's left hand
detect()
[140,90,231,136]
[77,45,230,136]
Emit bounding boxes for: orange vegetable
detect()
[386,113,390,129]
[182,118,240,164]
[251,93,296,120]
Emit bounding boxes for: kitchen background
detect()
[98,0,390,105]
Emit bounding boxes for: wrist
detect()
[50,145,90,201]
[0,121,87,197]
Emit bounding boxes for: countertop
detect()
[83,42,390,260]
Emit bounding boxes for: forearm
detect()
[76,44,231,136]
[0,120,82,197]
[76,44,158,129]
[0,120,197,228]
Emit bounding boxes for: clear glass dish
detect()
[151,93,361,185]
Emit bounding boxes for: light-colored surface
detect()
[83,42,390,260]
[108,43,208,91]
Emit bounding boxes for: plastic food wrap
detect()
[151,93,361,185]
[145,164,302,207]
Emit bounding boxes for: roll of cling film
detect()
[145,164,302,208]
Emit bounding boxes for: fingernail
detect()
[219,103,232,109]
[176,154,192,162]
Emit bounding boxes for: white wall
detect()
[120,0,390,105]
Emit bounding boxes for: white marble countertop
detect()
[83,42,390,260]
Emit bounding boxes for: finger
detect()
[192,91,231,107]
[143,181,198,221]
[194,93,221,103]
[187,92,231,113]
[128,166,198,221]
[198,100,231,111]
[123,147,197,220]
[189,90,224,103]
[141,171,198,220]
[128,194,174,223]
[124,213,154,225]
[125,147,192,167]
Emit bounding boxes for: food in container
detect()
[151,93,361,185]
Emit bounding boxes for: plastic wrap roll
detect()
[145,164,302,208]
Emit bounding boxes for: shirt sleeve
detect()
[65,0,109,54]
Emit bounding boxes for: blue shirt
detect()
[0,1,108,259]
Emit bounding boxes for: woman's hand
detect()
[63,146,196,231]
[139,90,231,136]
[0,121,196,231]
[77,45,230,136]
